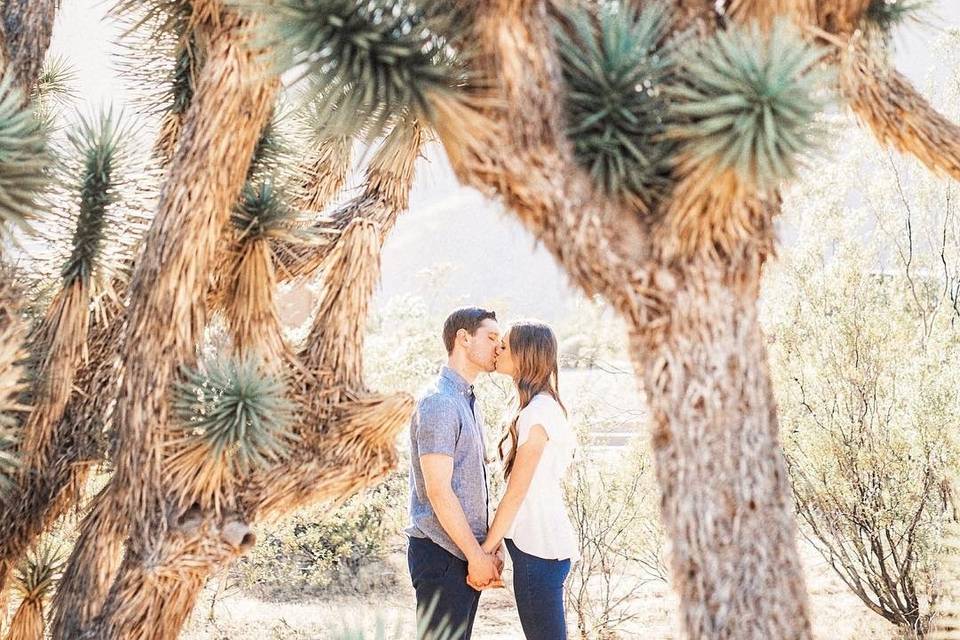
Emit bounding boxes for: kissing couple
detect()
[406,307,579,639]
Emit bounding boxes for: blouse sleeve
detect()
[517,398,561,447]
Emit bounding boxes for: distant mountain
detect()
[375,144,574,324]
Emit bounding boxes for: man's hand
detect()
[466,552,501,591]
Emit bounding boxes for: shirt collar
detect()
[440,366,474,396]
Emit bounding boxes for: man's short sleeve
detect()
[416,395,460,457]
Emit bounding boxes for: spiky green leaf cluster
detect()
[59,109,131,286]
[232,178,304,240]
[666,20,831,191]
[112,0,195,39]
[554,1,678,210]
[112,0,200,124]
[33,56,79,108]
[13,544,63,601]
[172,356,294,472]
[167,37,197,117]
[865,0,930,31]
[248,113,295,181]
[0,428,17,495]
[260,0,462,138]
[0,75,50,238]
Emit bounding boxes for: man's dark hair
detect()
[442,307,497,355]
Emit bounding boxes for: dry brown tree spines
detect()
[298,218,380,390]
[245,390,414,522]
[298,121,424,387]
[48,8,279,637]
[291,135,352,212]
[81,506,254,640]
[723,0,818,28]
[106,6,279,542]
[49,489,127,640]
[838,31,960,181]
[6,286,127,639]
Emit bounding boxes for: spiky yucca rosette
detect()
[288,78,354,212]
[662,19,830,258]
[17,108,131,470]
[261,0,462,135]
[5,545,62,640]
[865,0,931,32]
[111,0,207,164]
[553,1,678,213]
[167,356,296,512]
[0,75,49,241]
[31,56,78,124]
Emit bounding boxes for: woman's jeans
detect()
[506,538,571,640]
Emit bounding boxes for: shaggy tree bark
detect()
[437,2,960,638]
[51,7,278,638]
[0,289,124,599]
[630,255,811,638]
[1,0,58,96]
[438,2,805,638]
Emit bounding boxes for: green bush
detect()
[235,471,407,596]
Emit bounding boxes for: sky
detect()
[47,1,960,324]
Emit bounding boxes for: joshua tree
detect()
[0,1,957,640]
[3,545,61,640]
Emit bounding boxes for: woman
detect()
[470,320,579,639]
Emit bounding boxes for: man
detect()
[406,307,504,639]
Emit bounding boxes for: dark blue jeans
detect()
[407,536,481,640]
[506,538,571,640]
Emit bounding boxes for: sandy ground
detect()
[181,540,896,640]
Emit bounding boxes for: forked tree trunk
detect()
[441,2,814,637]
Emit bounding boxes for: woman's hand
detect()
[480,538,500,555]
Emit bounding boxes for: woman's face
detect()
[494,331,515,377]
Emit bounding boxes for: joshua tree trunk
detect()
[1,0,58,95]
[440,2,814,637]
[51,7,278,638]
[630,255,811,638]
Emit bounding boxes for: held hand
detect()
[493,543,505,573]
[480,539,505,574]
[466,552,501,591]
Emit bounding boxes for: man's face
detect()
[462,318,502,373]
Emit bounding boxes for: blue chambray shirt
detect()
[405,366,489,560]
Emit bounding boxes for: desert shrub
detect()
[557,295,629,369]
[764,115,960,638]
[564,390,664,639]
[235,471,407,596]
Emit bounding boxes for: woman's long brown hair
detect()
[498,321,566,478]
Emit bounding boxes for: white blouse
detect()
[504,393,580,562]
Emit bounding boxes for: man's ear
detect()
[457,328,468,347]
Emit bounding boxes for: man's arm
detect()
[421,454,500,587]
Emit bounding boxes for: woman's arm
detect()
[481,424,548,554]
